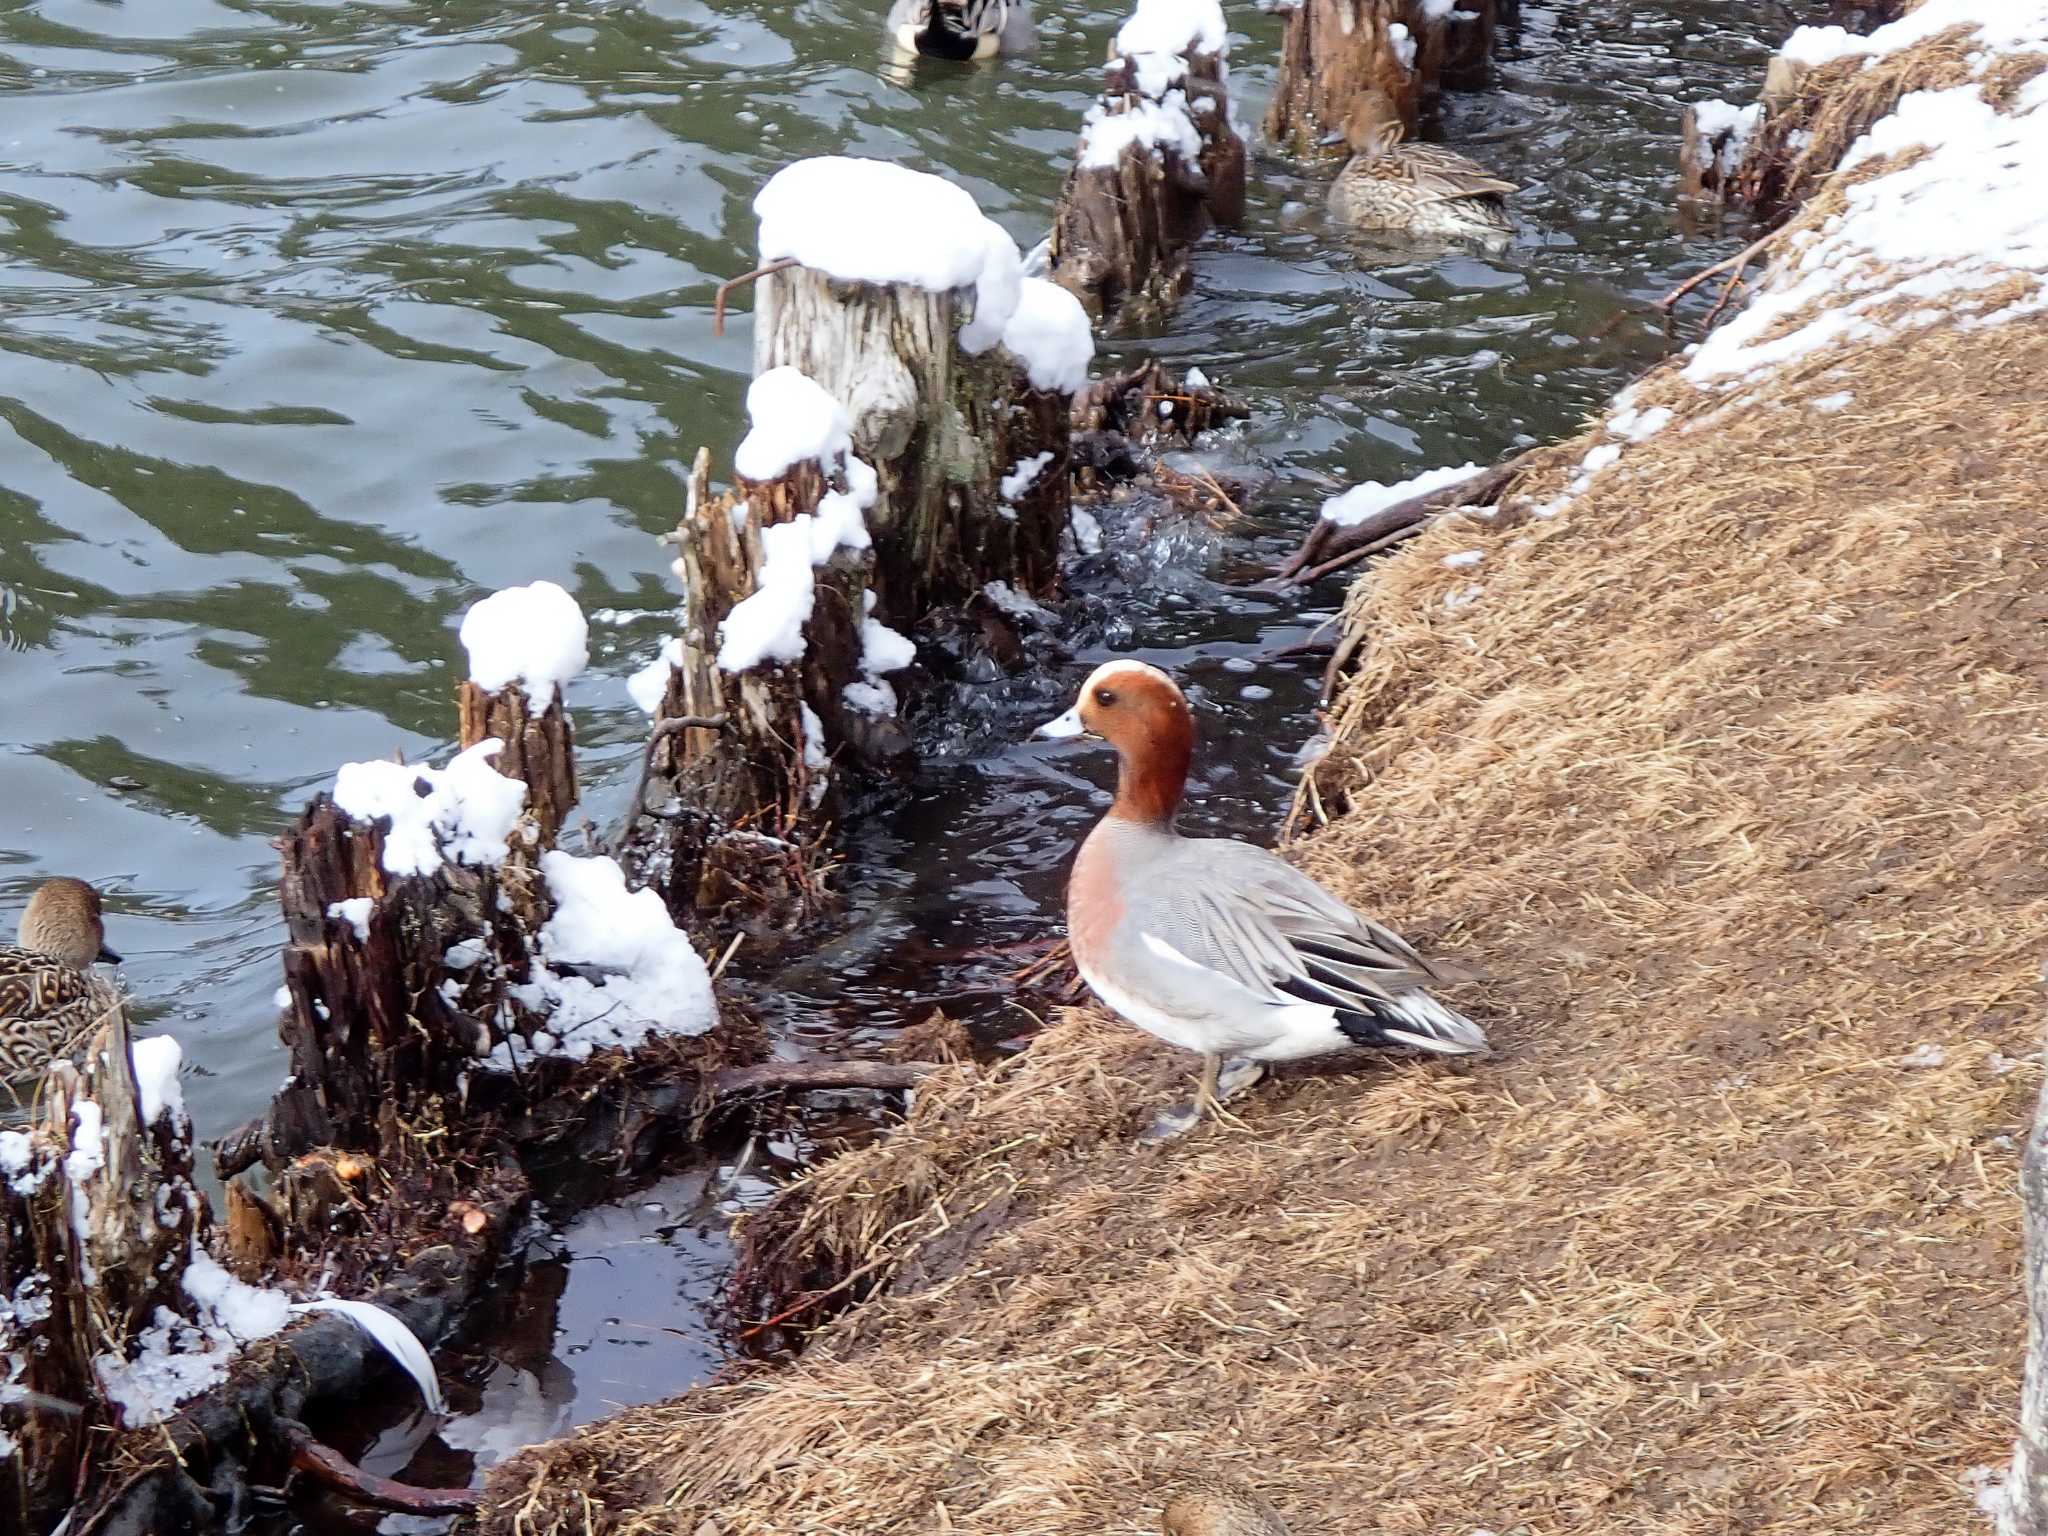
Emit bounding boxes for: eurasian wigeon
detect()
[1034,660,1487,1127]
[2,877,124,1081]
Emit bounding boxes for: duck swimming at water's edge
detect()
[1322,89,1515,243]
[1,877,125,1081]
[885,0,1035,59]
[1034,660,1488,1131]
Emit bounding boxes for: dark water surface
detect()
[1,0,1797,1480]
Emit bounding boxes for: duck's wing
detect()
[997,0,1036,51]
[1131,842,1487,1053]
[1391,144,1517,203]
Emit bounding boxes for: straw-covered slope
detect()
[481,9,2048,1534]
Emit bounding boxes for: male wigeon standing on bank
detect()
[1034,659,1487,1131]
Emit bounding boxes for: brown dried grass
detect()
[478,30,2048,1536]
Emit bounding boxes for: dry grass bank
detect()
[480,20,2048,1536]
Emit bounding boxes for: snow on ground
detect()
[458,581,588,710]
[333,739,528,877]
[756,158,1022,355]
[1321,463,1482,527]
[1688,4,2048,388]
[1779,0,2048,71]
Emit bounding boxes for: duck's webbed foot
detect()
[1142,1054,1263,1141]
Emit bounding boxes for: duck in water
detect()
[1,878,124,1081]
[1034,660,1488,1133]
[886,0,1035,59]
[1323,89,1515,244]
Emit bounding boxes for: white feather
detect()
[291,1299,448,1416]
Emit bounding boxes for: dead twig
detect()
[282,1420,480,1514]
[1657,229,1781,313]
[713,257,800,336]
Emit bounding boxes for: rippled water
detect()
[2,0,1796,1474]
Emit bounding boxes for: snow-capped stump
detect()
[0,1016,214,1531]
[1046,0,1247,320]
[626,372,913,923]
[455,579,585,847]
[746,158,1089,624]
[1264,0,1490,157]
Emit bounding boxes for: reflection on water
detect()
[1,0,1795,1460]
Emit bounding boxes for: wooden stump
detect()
[1046,42,1246,322]
[274,683,576,1161]
[1264,0,1486,156]
[753,268,1077,626]
[1,1013,203,1534]
[458,680,577,849]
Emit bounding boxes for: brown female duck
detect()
[1324,90,1515,243]
[1,878,123,1080]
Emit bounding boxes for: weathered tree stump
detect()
[1,1016,205,1534]
[628,160,1094,922]
[628,388,898,924]
[1046,7,1246,322]
[1264,0,1489,156]
[749,169,1090,627]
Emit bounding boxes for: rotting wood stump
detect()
[1046,33,1246,322]
[753,266,1077,627]
[628,430,892,927]
[1264,0,1492,156]
[1,1013,207,1534]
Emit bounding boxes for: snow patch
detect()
[1002,278,1094,394]
[843,615,917,718]
[95,1251,290,1425]
[1688,70,2048,386]
[732,368,852,483]
[131,1036,185,1130]
[333,739,528,878]
[1388,21,1416,70]
[1321,462,1483,527]
[627,636,683,715]
[755,158,1023,356]
[1115,0,1228,59]
[486,851,716,1069]
[327,897,373,942]
[1001,451,1056,502]
[458,582,588,711]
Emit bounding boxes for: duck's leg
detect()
[1194,1051,1223,1118]
[1215,1056,1267,1104]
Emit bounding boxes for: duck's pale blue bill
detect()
[1033,706,1085,740]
